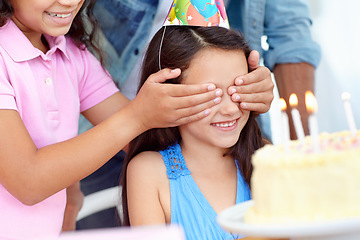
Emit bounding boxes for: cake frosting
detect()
[244,130,360,224]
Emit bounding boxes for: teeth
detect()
[47,12,71,18]
[213,120,236,127]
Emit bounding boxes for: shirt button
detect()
[45,78,52,85]
[253,20,257,28]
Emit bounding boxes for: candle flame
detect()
[305,91,318,113]
[341,92,351,101]
[289,93,298,107]
[278,98,287,111]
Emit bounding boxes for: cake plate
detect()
[217,200,360,240]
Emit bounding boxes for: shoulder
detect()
[62,37,102,68]
[64,37,91,60]
[63,36,113,86]
[127,151,167,184]
[128,151,165,169]
[126,151,171,224]
[126,151,170,213]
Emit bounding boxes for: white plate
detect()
[217,200,360,240]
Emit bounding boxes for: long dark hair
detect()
[120,26,267,225]
[0,0,104,64]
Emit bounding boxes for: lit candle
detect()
[289,93,305,144]
[279,98,290,151]
[305,91,320,152]
[341,92,357,136]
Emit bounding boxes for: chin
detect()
[219,140,238,149]
[48,27,72,37]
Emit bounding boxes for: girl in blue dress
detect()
[120,26,268,240]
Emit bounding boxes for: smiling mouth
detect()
[46,12,72,18]
[211,119,237,127]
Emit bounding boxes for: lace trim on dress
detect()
[160,143,191,179]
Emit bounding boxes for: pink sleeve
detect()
[0,56,17,110]
[77,47,120,112]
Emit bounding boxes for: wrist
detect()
[115,103,150,139]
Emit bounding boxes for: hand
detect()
[62,182,84,231]
[130,68,223,130]
[228,50,274,113]
[273,62,315,138]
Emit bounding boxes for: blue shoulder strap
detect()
[159,143,191,179]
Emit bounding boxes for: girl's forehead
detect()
[182,48,248,88]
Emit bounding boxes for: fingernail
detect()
[207,84,215,91]
[229,87,236,94]
[204,109,211,116]
[214,97,221,103]
[241,102,247,108]
[236,95,240,101]
[171,68,180,73]
[215,90,222,96]
[236,78,244,85]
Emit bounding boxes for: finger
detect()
[230,80,272,95]
[234,66,271,86]
[167,83,218,97]
[172,98,224,125]
[147,68,182,84]
[174,109,212,126]
[231,91,274,105]
[170,88,223,110]
[239,101,270,114]
[157,95,223,127]
[248,50,260,72]
[146,88,223,127]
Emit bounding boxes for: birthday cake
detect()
[244,130,360,224]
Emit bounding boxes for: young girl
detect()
[121,26,268,239]
[0,0,229,238]
[0,0,274,237]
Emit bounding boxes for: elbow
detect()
[7,183,51,206]
[14,191,46,206]
[18,196,43,206]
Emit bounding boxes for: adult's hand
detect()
[228,50,274,114]
[273,62,315,139]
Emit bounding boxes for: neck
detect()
[179,140,235,173]
[24,32,49,54]
[38,35,50,53]
[11,17,49,53]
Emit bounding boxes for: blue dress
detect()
[159,143,251,240]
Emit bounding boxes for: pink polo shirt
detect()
[0,20,119,239]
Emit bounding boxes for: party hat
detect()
[163,0,230,29]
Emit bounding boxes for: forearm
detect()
[62,182,84,231]
[3,104,144,205]
[273,62,315,139]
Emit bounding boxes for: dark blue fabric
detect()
[76,150,125,229]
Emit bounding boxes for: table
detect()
[244,238,289,240]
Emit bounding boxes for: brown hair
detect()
[0,0,104,64]
[120,26,266,225]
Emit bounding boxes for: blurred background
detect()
[310,0,360,133]
[271,0,360,144]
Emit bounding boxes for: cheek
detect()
[238,111,251,129]
[242,110,251,119]
[179,120,208,137]
[76,0,86,13]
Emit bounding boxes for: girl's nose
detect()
[219,95,240,116]
[57,0,83,7]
